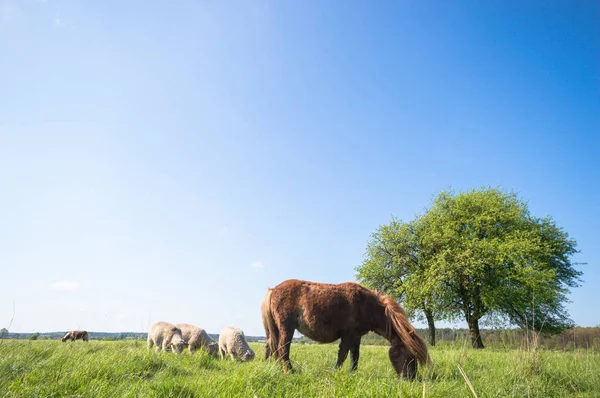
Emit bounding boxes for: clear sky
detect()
[1,0,598,336]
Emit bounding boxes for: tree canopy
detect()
[356,218,454,345]
[357,187,582,348]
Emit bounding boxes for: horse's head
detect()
[389,342,418,379]
[379,294,431,379]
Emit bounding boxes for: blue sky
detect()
[1,0,598,336]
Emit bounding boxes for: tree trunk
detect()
[424,308,436,346]
[467,317,484,349]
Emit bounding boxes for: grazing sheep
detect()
[61,330,90,342]
[218,326,255,361]
[176,323,219,356]
[147,322,188,353]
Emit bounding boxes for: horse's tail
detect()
[261,288,279,358]
[380,295,432,366]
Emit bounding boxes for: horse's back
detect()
[272,279,373,307]
[270,279,379,342]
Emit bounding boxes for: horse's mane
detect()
[379,294,431,366]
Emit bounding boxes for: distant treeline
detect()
[3,328,600,350]
[297,327,600,351]
[0,331,266,343]
[0,332,148,341]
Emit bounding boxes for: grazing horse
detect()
[261,279,431,378]
[61,330,90,342]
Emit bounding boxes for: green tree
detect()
[357,187,582,349]
[0,328,8,339]
[28,332,40,341]
[418,188,581,348]
[356,217,457,346]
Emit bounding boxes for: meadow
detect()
[1,340,598,397]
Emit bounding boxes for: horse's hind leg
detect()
[278,329,294,373]
[264,340,272,360]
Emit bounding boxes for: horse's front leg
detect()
[336,336,352,369]
[349,336,361,371]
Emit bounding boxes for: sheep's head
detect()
[207,342,219,357]
[242,348,255,362]
[169,339,188,353]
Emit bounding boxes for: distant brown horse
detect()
[261,279,431,378]
[61,330,90,342]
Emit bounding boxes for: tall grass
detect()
[1,340,598,397]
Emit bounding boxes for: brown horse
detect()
[61,330,90,342]
[261,279,431,378]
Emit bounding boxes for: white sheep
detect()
[147,321,188,353]
[218,326,255,361]
[176,323,219,356]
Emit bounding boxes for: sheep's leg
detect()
[229,352,236,361]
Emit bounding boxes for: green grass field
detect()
[1,340,598,397]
